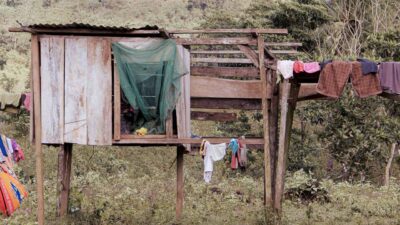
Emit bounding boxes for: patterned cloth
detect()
[316,61,382,98]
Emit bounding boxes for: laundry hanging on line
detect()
[0,134,27,217]
[200,138,249,183]
[277,59,400,98]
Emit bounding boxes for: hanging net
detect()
[112,39,187,134]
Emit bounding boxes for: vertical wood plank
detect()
[176,46,191,151]
[274,80,300,212]
[40,37,64,144]
[32,35,45,225]
[87,38,112,145]
[30,53,34,143]
[258,35,272,207]
[56,143,73,217]
[166,113,173,138]
[176,145,185,220]
[268,66,279,204]
[113,62,121,141]
[64,38,88,144]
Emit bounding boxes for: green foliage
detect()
[285,169,330,204]
[364,30,400,61]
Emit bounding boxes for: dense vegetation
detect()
[0,0,400,224]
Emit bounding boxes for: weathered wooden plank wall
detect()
[40,37,65,144]
[190,76,262,99]
[64,38,88,144]
[176,46,191,151]
[87,38,112,145]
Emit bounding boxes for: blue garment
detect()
[228,139,239,155]
[0,136,8,157]
[357,58,378,75]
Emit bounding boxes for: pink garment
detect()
[23,93,31,112]
[11,140,24,162]
[303,62,321,73]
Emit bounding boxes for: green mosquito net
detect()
[112,39,187,134]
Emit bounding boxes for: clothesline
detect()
[277,59,400,99]
[200,138,248,183]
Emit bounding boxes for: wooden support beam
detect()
[191,66,259,78]
[191,57,253,64]
[169,28,288,34]
[113,137,265,145]
[268,67,279,205]
[237,45,260,68]
[191,111,237,121]
[258,35,273,208]
[175,38,257,45]
[176,145,185,220]
[274,80,301,213]
[190,50,298,55]
[113,64,121,141]
[56,143,73,217]
[32,35,45,225]
[166,113,173,138]
[191,98,261,110]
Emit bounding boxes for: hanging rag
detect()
[303,62,321,74]
[228,139,241,170]
[0,136,8,158]
[293,61,304,73]
[112,39,188,133]
[5,139,13,155]
[238,139,248,168]
[203,141,226,183]
[379,62,400,94]
[11,140,24,163]
[357,58,378,75]
[0,94,21,110]
[23,93,31,112]
[277,60,294,79]
[319,59,333,70]
[317,61,382,98]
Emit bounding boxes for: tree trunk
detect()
[384,143,398,186]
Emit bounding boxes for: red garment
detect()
[293,61,304,73]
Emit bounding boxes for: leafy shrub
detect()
[285,169,330,204]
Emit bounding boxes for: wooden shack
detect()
[9,23,315,224]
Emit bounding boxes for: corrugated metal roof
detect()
[26,23,159,32]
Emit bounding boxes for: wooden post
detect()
[176,145,185,220]
[268,66,279,204]
[32,35,45,225]
[113,63,121,140]
[257,35,273,207]
[56,143,73,217]
[274,80,300,212]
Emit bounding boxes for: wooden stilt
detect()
[274,80,300,212]
[176,145,185,220]
[32,35,45,225]
[257,35,273,207]
[56,143,73,217]
[268,67,279,204]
